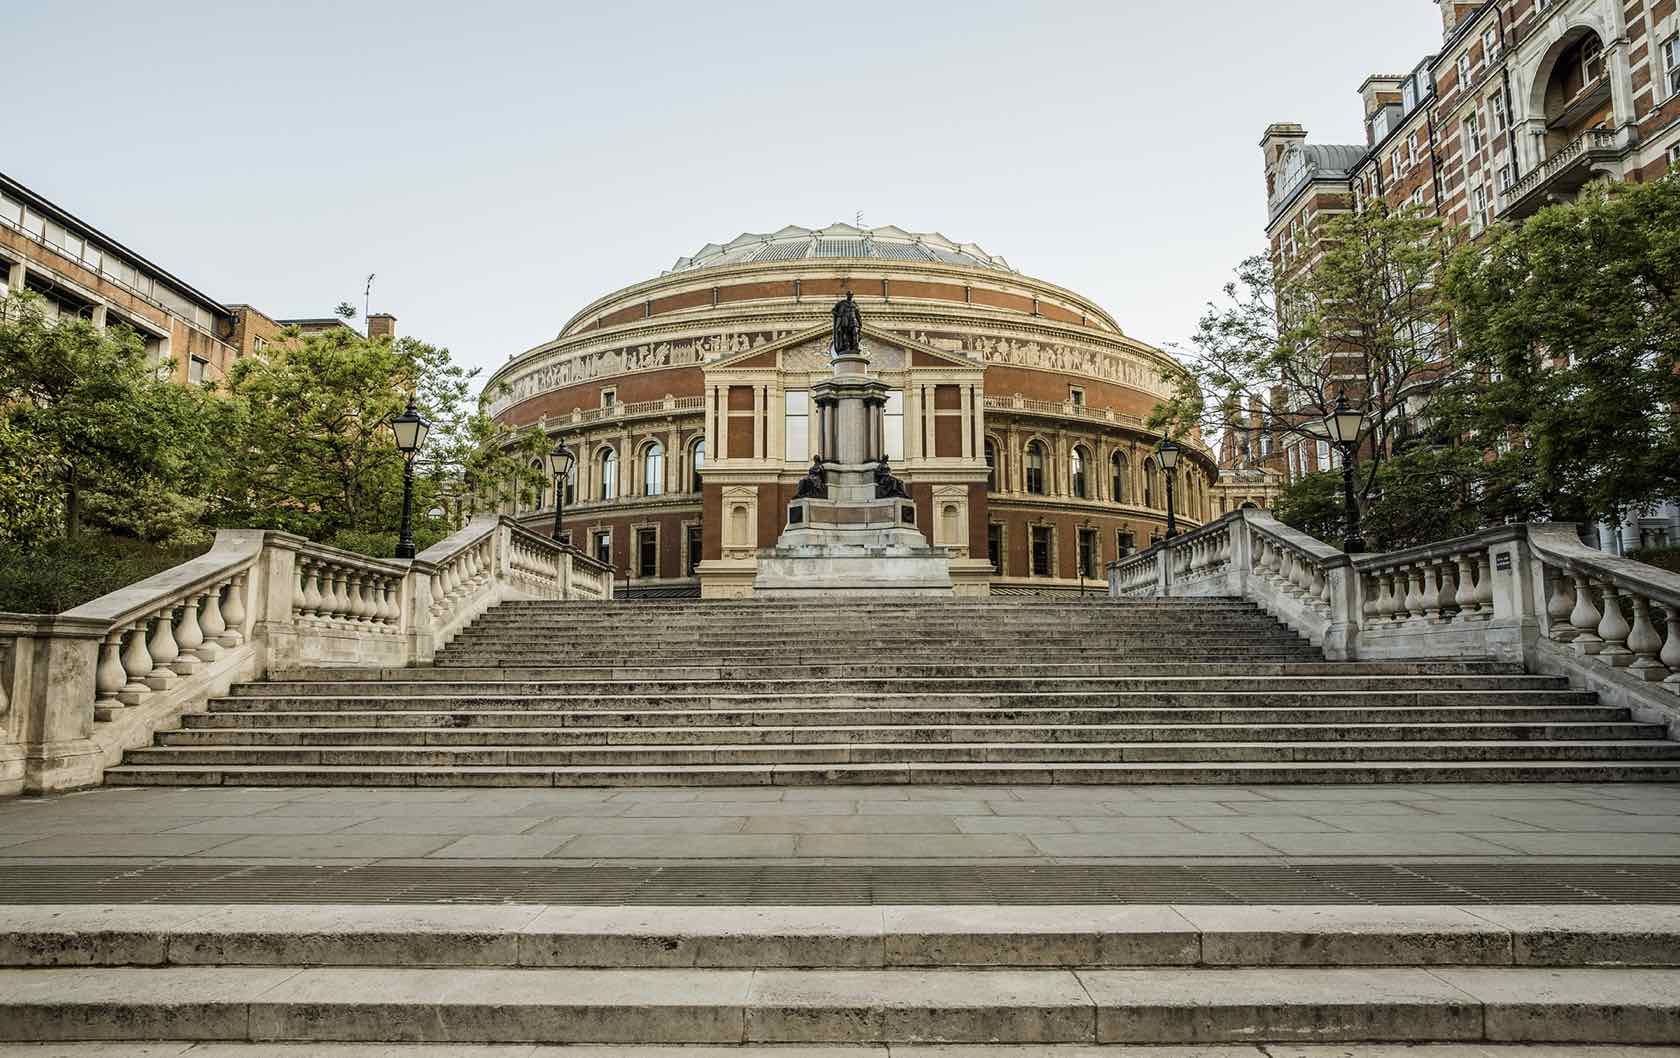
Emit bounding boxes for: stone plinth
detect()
[753,344,952,598]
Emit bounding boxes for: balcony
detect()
[1496,127,1625,220]
[558,395,704,428]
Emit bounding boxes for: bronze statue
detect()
[794,455,827,499]
[873,457,910,500]
[831,292,862,356]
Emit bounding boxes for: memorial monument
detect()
[751,296,954,597]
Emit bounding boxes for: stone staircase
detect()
[104,597,1680,787]
[3,902,1680,1045]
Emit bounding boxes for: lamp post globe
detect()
[388,398,431,560]
[1323,392,1367,554]
[546,442,576,543]
[1157,438,1181,539]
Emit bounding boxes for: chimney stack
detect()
[367,313,396,341]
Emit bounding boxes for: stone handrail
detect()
[562,394,704,427]
[1110,510,1680,735]
[0,515,611,796]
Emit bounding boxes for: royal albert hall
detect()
[484,223,1218,598]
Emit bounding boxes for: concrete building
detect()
[485,224,1218,597]
[0,169,392,388]
[1259,0,1680,552]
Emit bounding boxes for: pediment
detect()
[708,323,978,375]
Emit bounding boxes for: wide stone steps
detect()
[159,720,1664,746]
[7,903,1678,1045]
[107,597,1680,788]
[121,740,1680,768]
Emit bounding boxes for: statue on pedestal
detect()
[874,457,910,500]
[794,455,828,499]
[831,292,862,357]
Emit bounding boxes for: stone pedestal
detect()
[753,351,952,598]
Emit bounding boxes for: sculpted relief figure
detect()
[831,292,863,356]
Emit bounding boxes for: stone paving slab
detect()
[4,1045,1680,1058]
[3,783,1680,865]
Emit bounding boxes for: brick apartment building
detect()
[0,170,385,387]
[1250,0,1680,550]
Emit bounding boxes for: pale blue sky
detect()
[8,1,1442,384]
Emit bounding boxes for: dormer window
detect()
[1403,80,1417,111]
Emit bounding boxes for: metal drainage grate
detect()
[2,863,1680,906]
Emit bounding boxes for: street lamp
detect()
[545,442,576,543]
[388,398,431,559]
[1157,438,1181,539]
[1323,391,1368,554]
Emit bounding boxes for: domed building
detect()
[485,223,1217,597]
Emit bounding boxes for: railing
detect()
[0,515,611,796]
[1500,128,1620,212]
[1110,509,1680,734]
[563,395,704,427]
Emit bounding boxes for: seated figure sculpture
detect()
[874,457,910,500]
[794,455,827,499]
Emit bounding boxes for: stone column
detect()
[905,386,921,460]
[752,386,765,461]
[960,386,974,459]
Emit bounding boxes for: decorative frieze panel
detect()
[895,330,1170,396]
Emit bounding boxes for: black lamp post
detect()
[1324,392,1368,554]
[546,442,576,543]
[1157,438,1181,539]
[389,398,431,559]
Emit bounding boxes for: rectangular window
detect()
[883,390,904,461]
[593,530,611,567]
[1068,386,1084,406]
[1464,109,1483,154]
[1077,527,1098,578]
[188,356,208,384]
[1458,52,1472,84]
[1490,91,1508,132]
[686,523,703,575]
[1316,439,1332,470]
[1472,183,1490,231]
[0,194,19,226]
[783,390,809,462]
[635,527,657,578]
[1410,187,1426,209]
[1664,35,1680,97]
[1582,36,1605,83]
[1403,79,1417,111]
[1116,529,1136,556]
[1030,526,1052,577]
[1484,27,1500,61]
[600,388,616,408]
[987,523,1003,574]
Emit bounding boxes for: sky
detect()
[7,0,1444,387]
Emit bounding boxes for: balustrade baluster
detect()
[1399,566,1421,623]
[299,561,322,618]
[118,621,152,706]
[1661,604,1680,695]
[1421,563,1443,621]
[1626,594,1666,681]
[1472,555,1494,617]
[172,595,204,674]
[198,585,225,660]
[349,574,372,625]
[1545,568,1577,641]
[1597,585,1633,666]
[1308,562,1326,607]
[94,631,127,720]
[222,575,247,646]
[1455,554,1480,622]
[145,606,179,688]
[1373,571,1394,621]
[1570,573,1604,653]
[1434,559,1458,620]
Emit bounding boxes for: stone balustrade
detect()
[0,516,613,796]
[1111,509,1680,736]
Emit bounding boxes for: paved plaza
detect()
[4,782,1680,865]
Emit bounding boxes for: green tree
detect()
[221,325,546,547]
[1440,173,1680,527]
[0,294,225,544]
[1155,203,1462,506]
[1273,446,1489,551]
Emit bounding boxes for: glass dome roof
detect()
[666,223,1014,275]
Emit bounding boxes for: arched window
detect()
[1025,441,1046,495]
[1110,452,1128,503]
[1071,446,1089,499]
[690,439,705,493]
[1143,457,1156,509]
[532,459,548,511]
[642,441,664,497]
[984,439,997,491]
[598,447,618,501]
[564,460,577,506]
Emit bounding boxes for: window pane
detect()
[784,391,808,462]
[883,390,904,461]
[644,443,664,496]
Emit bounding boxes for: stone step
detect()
[100,759,1680,787]
[5,904,1677,970]
[182,705,1630,730]
[259,659,1535,683]
[205,690,1595,713]
[158,720,1667,747]
[121,739,1680,768]
[4,963,1680,1044]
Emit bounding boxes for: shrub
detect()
[325,525,453,560]
[0,534,210,614]
[1627,547,1680,575]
